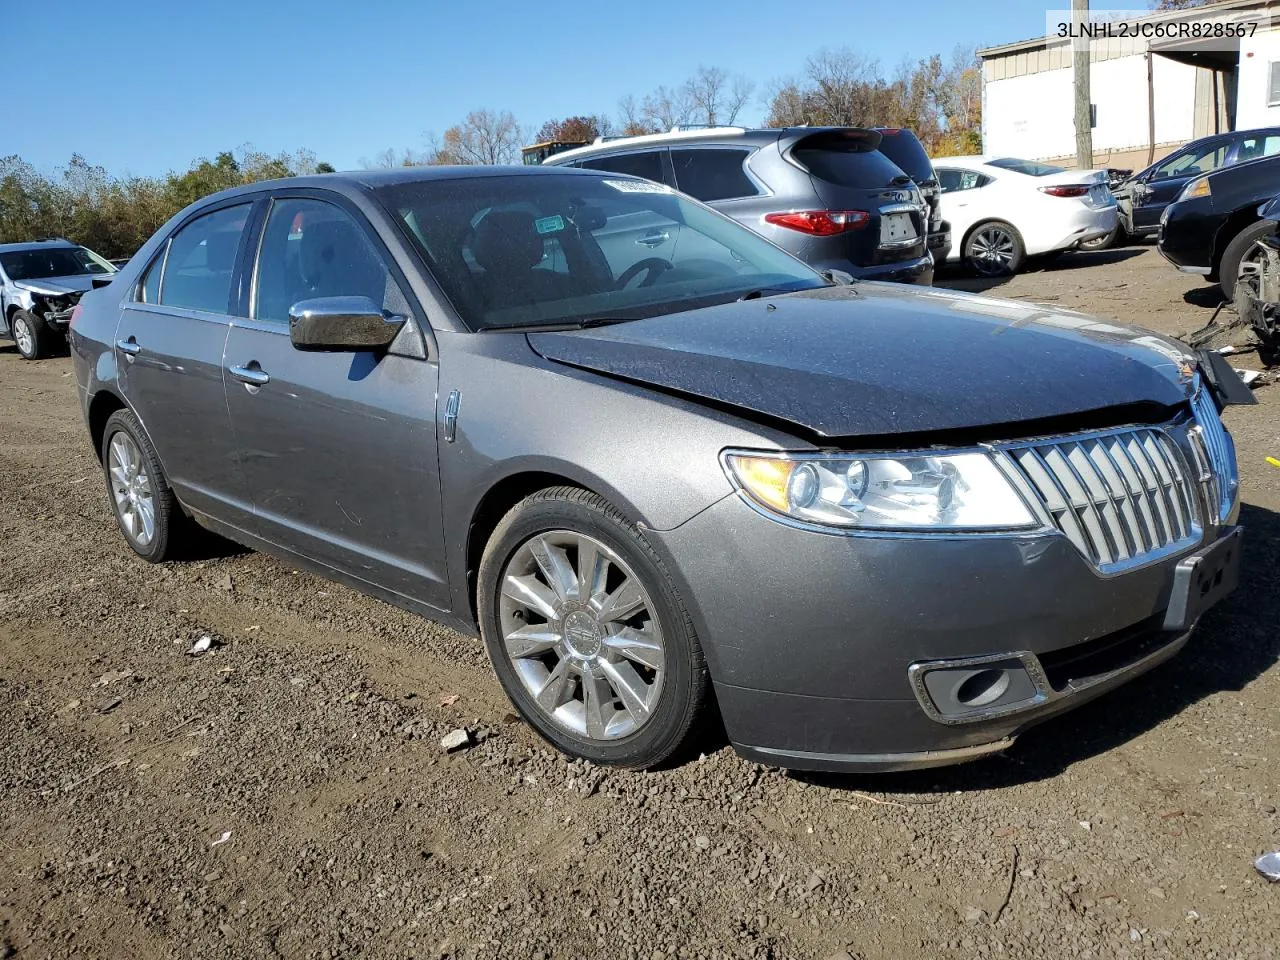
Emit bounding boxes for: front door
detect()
[222,195,449,610]
[115,202,251,525]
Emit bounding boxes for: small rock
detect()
[1078,821,1091,831]
[440,728,471,752]
[963,906,985,924]
[1129,929,1142,943]
[188,634,219,656]
[289,677,307,687]
[95,697,123,714]
[694,835,711,851]
[218,573,234,591]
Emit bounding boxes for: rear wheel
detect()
[1219,220,1276,299]
[963,221,1025,276]
[11,309,54,361]
[100,409,181,562]
[477,487,708,769]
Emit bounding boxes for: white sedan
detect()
[931,156,1118,276]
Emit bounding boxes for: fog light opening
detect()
[955,669,1012,708]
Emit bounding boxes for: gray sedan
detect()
[70,166,1244,772]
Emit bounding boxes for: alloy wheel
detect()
[13,316,33,357]
[969,226,1016,275]
[108,432,156,547]
[498,530,665,741]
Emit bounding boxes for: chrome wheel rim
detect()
[970,227,1016,275]
[108,432,155,547]
[13,317,33,356]
[499,530,665,741]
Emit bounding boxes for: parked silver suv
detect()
[546,127,933,284]
[0,238,117,359]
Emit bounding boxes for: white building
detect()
[979,0,1280,169]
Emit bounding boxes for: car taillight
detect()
[763,210,871,236]
[1039,185,1091,198]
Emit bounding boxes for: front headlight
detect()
[1180,176,1211,201]
[723,450,1038,531]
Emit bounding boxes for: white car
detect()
[931,156,1118,276]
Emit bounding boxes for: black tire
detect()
[100,408,181,562]
[477,486,709,769]
[1078,225,1119,251]
[1219,220,1276,299]
[963,220,1026,276]
[10,309,56,361]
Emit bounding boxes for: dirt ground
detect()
[2,244,1279,960]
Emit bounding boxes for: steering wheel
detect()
[616,257,672,290]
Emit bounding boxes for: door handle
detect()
[229,364,270,386]
[635,231,670,247]
[116,336,141,358]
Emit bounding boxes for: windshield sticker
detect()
[534,214,566,235]
[602,179,672,194]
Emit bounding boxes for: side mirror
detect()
[288,296,405,352]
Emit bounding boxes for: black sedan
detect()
[1158,152,1280,298]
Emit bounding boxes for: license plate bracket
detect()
[880,212,917,245]
[1162,527,1242,632]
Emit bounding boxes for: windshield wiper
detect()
[486,316,644,333]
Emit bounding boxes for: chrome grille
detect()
[1006,428,1200,571]
[1190,387,1238,522]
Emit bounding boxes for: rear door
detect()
[784,131,927,269]
[222,192,449,610]
[1134,139,1227,232]
[115,201,253,525]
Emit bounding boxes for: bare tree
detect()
[640,85,693,131]
[684,66,756,126]
[617,95,655,136]
[439,109,524,165]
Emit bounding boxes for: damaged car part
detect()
[0,238,117,360]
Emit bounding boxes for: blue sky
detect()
[13,0,1145,176]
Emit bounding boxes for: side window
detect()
[159,204,251,314]
[580,151,665,184]
[670,148,758,201]
[1153,144,1226,179]
[253,198,409,324]
[937,168,988,193]
[138,242,167,304]
[1236,135,1280,163]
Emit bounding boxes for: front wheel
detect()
[477,487,709,768]
[963,221,1026,276]
[11,309,55,361]
[1219,220,1277,299]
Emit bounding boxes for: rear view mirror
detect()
[288,296,405,352]
[573,206,608,231]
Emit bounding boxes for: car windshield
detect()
[986,158,1067,177]
[376,172,826,331]
[0,245,115,281]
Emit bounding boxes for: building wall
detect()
[983,53,1199,161]
[1238,26,1280,128]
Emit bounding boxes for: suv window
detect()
[937,168,990,193]
[254,198,408,324]
[670,148,758,201]
[580,151,665,184]
[1152,143,1226,180]
[1236,134,1280,163]
[159,204,250,314]
[792,141,906,188]
[872,129,936,184]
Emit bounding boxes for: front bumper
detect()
[649,489,1239,773]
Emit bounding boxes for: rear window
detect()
[791,133,907,189]
[987,158,1066,177]
[872,129,935,184]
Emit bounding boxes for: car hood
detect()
[526,284,1197,441]
[12,275,100,296]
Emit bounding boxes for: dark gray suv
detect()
[71,166,1243,774]
[546,127,933,285]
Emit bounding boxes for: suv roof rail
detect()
[555,126,752,161]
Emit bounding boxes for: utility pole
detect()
[1073,0,1094,169]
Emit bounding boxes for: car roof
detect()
[546,126,883,165]
[0,238,77,253]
